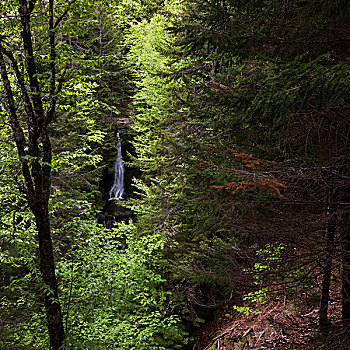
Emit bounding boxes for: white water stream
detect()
[108,132,125,200]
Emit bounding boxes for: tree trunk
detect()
[319,190,337,336]
[33,203,64,350]
[0,1,66,347]
[341,209,350,328]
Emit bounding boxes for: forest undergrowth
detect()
[191,265,350,350]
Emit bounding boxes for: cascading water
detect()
[95,131,132,230]
[109,131,125,201]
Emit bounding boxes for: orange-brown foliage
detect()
[211,180,286,197]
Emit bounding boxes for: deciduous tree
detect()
[0,1,76,347]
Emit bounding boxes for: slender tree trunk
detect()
[342,235,350,327]
[319,190,337,336]
[211,0,225,73]
[341,208,350,328]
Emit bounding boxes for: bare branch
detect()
[49,0,55,106]
[19,0,44,124]
[0,40,35,199]
[46,68,66,123]
[46,0,68,124]
[2,45,35,127]
[54,0,76,29]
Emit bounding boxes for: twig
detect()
[204,322,241,350]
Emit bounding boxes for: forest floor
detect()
[188,283,350,350]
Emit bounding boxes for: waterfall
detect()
[109,132,125,200]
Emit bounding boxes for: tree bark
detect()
[341,202,350,328]
[342,231,350,327]
[319,190,337,336]
[33,200,65,350]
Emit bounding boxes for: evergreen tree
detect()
[127,0,350,340]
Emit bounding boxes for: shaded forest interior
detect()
[0,0,349,349]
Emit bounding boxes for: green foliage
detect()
[232,305,260,316]
[1,1,131,347]
[123,0,247,322]
[1,0,350,346]
[177,0,350,61]
[0,198,49,348]
[253,244,286,276]
[233,244,286,316]
[0,212,188,348]
[57,219,188,349]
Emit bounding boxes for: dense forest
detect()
[0,0,349,349]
